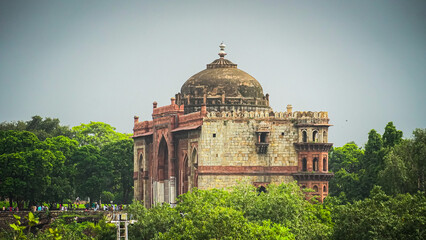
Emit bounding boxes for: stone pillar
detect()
[287,104,292,113]
[201,104,207,116]
[170,176,176,204]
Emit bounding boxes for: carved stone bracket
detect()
[293,143,333,152]
[292,172,334,181]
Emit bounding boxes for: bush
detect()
[332,186,426,240]
[127,182,332,239]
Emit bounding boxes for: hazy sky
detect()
[1,0,425,147]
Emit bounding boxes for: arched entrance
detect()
[158,137,168,182]
[156,137,169,203]
[182,155,190,194]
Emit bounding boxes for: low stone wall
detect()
[0,210,111,232]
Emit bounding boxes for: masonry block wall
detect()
[133,105,333,206]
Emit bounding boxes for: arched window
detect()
[139,154,143,171]
[192,148,198,188]
[192,148,198,164]
[313,185,318,192]
[323,158,327,171]
[323,185,327,192]
[323,131,327,142]
[302,131,307,143]
[312,130,318,142]
[302,158,307,171]
[313,158,318,171]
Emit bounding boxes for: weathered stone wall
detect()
[199,118,299,167]
[133,137,149,202]
[198,175,295,189]
[133,108,332,204]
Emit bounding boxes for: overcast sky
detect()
[1,0,425,147]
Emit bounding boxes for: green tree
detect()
[72,145,113,203]
[359,129,385,198]
[100,191,114,203]
[127,201,180,240]
[72,122,130,148]
[383,121,403,148]
[0,120,26,131]
[379,128,426,194]
[0,152,29,207]
[412,128,426,192]
[328,143,364,201]
[174,182,332,239]
[0,131,56,207]
[329,142,363,173]
[0,116,72,141]
[101,139,134,204]
[22,149,55,206]
[332,186,426,240]
[157,206,294,240]
[39,136,79,206]
[0,130,39,154]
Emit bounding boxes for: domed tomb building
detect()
[132,44,333,206]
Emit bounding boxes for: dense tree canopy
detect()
[0,131,55,207]
[328,122,423,202]
[0,116,72,140]
[331,186,426,240]
[100,139,134,204]
[128,183,321,239]
[71,122,130,148]
[0,116,134,207]
[1,116,425,239]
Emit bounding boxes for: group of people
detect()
[35,205,48,211]
[2,206,19,212]
[83,202,125,211]
[1,200,126,212]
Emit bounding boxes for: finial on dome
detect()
[218,42,227,58]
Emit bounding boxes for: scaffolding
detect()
[111,213,137,240]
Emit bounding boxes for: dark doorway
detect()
[158,137,168,181]
[302,158,307,171]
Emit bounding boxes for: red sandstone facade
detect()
[132,44,333,206]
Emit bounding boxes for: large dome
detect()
[177,43,270,114]
[181,59,264,99]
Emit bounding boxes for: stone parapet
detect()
[198,175,295,190]
[198,166,298,175]
[133,120,154,137]
[205,110,330,125]
[152,102,184,118]
[177,111,204,128]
